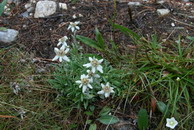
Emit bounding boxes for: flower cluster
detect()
[52,21,80,62]
[76,57,114,98]
[166,117,178,129]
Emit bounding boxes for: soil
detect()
[0,0,193,59]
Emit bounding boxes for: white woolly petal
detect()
[76,26,80,30]
[75,21,80,24]
[83,63,91,68]
[89,57,93,61]
[63,56,70,62]
[92,67,96,73]
[75,80,81,84]
[82,86,87,93]
[88,84,93,89]
[54,48,59,53]
[65,48,70,53]
[81,74,86,79]
[67,25,71,30]
[52,56,59,61]
[71,27,75,32]
[79,84,82,88]
[105,93,110,98]
[110,89,114,93]
[106,82,110,87]
[97,65,103,73]
[57,42,62,46]
[59,57,62,62]
[97,90,104,95]
[101,83,105,88]
[95,74,100,78]
[86,70,90,73]
[99,59,103,63]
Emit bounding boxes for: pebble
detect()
[0,29,19,43]
[157,9,170,16]
[171,23,175,27]
[59,3,67,10]
[128,2,142,6]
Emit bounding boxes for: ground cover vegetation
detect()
[0,0,194,130]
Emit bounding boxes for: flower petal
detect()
[88,84,93,89]
[59,57,62,62]
[99,59,103,63]
[89,57,93,61]
[97,90,104,95]
[54,48,59,53]
[83,63,91,68]
[105,93,110,98]
[52,56,59,61]
[63,56,70,62]
[82,85,87,93]
[97,65,103,73]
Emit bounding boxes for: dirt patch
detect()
[0,0,193,58]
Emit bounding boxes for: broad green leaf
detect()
[95,27,105,50]
[157,101,167,114]
[76,35,103,51]
[99,107,111,116]
[0,27,7,31]
[0,0,7,16]
[112,23,140,41]
[137,109,148,130]
[89,124,97,130]
[97,115,119,125]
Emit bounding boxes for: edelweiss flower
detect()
[87,70,100,82]
[57,36,68,48]
[75,74,93,93]
[166,117,178,129]
[97,82,114,98]
[68,21,80,32]
[83,57,103,73]
[52,46,70,62]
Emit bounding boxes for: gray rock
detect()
[34,1,57,18]
[0,29,19,43]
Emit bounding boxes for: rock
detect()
[21,11,29,18]
[128,2,142,6]
[110,120,135,130]
[34,1,57,18]
[59,3,67,10]
[0,29,19,43]
[156,0,165,4]
[157,9,170,16]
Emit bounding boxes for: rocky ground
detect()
[0,0,193,59]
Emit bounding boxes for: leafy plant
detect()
[0,0,7,16]
[137,109,148,130]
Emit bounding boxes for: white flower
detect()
[176,77,181,81]
[10,82,21,95]
[97,82,114,98]
[18,109,26,120]
[57,36,68,48]
[75,74,93,93]
[52,46,70,62]
[166,117,178,129]
[86,70,100,82]
[83,57,103,73]
[68,21,80,32]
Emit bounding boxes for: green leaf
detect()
[95,27,105,50]
[76,35,103,51]
[157,101,167,114]
[0,0,7,16]
[187,36,194,42]
[0,27,7,31]
[97,115,119,125]
[99,107,111,116]
[89,124,97,130]
[112,23,140,41]
[137,109,148,130]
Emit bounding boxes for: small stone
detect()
[156,0,165,4]
[128,2,142,6]
[21,11,29,18]
[157,9,170,16]
[72,14,77,19]
[0,29,19,43]
[171,23,175,27]
[25,3,32,9]
[78,13,83,17]
[59,3,67,10]
[72,6,76,9]
[34,1,57,18]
